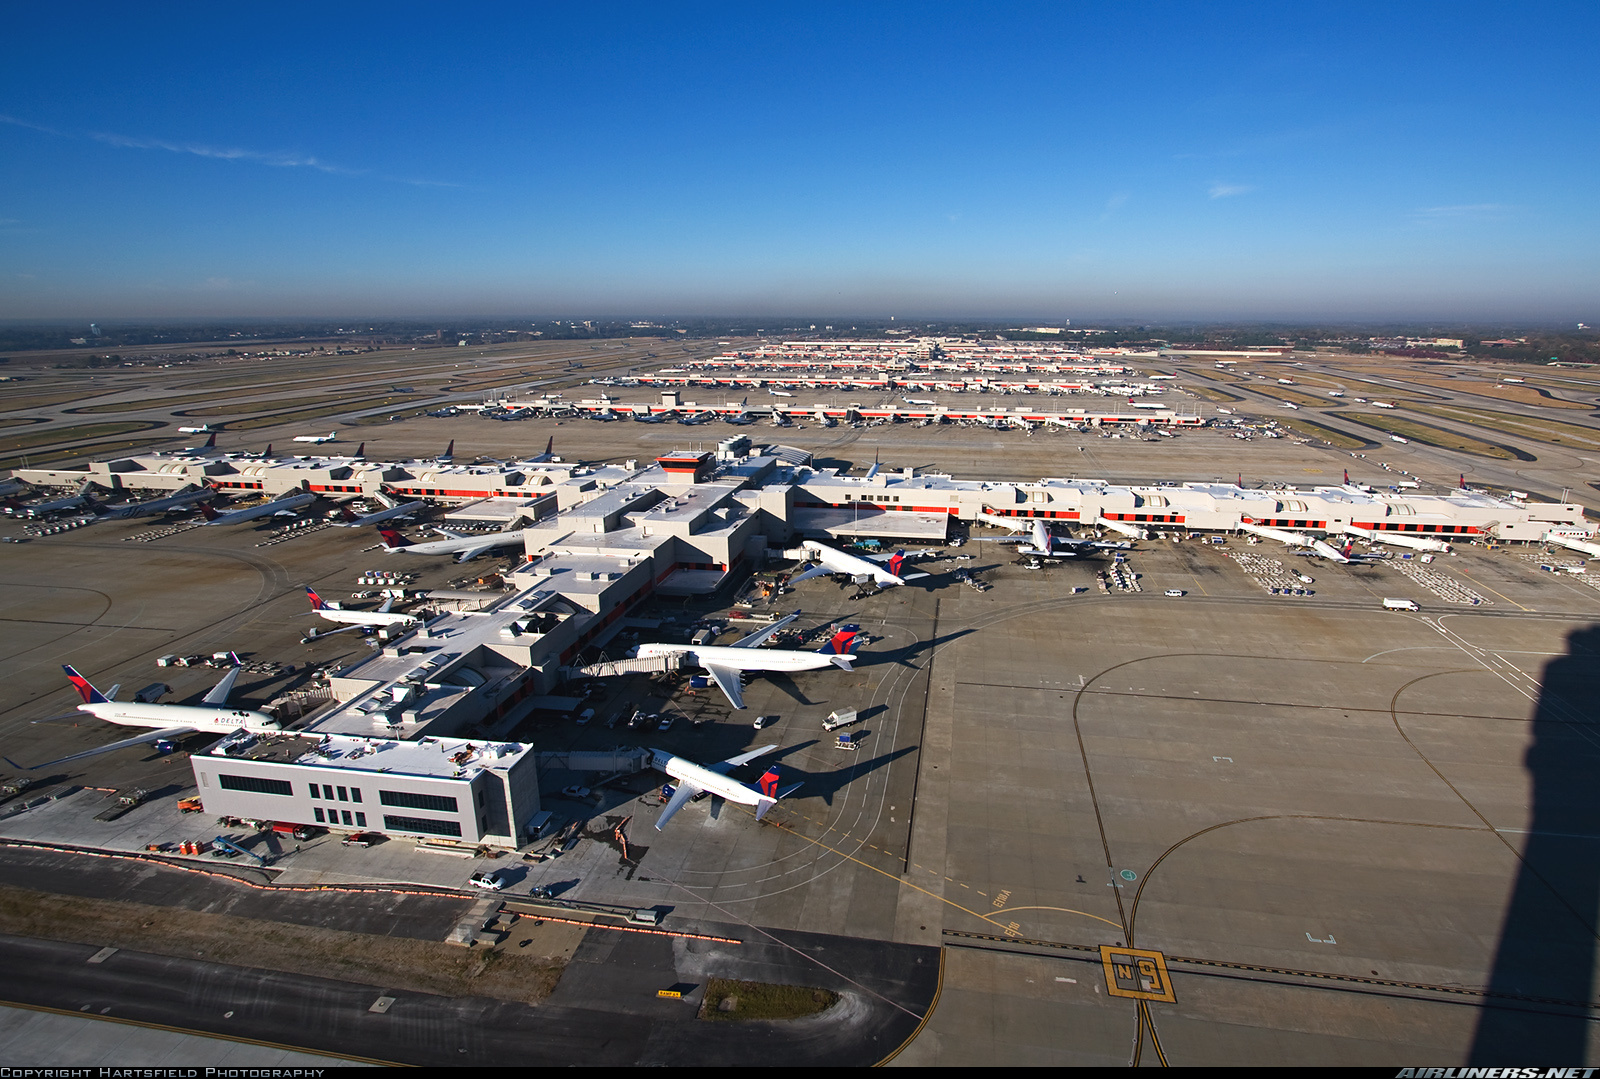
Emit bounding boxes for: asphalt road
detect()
[0,920,940,1066]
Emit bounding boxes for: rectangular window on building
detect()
[217,773,293,797]
[350,788,362,803]
[337,786,348,802]
[380,789,459,814]
[342,810,353,826]
[383,815,462,838]
[313,807,325,823]
[355,812,366,827]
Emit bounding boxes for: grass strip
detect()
[1328,411,1526,459]
[0,436,175,471]
[178,392,425,419]
[0,882,563,1005]
[1246,384,1338,408]
[222,396,429,430]
[1276,417,1371,449]
[0,389,111,412]
[699,977,838,1021]
[1399,377,1591,410]
[1187,384,1243,404]
[1408,404,1600,450]
[0,421,163,455]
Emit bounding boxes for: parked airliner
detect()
[789,541,931,588]
[377,523,528,562]
[6,663,281,770]
[652,745,801,830]
[632,614,860,710]
[303,586,419,628]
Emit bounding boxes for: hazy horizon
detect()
[2,5,1595,324]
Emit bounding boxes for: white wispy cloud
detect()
[1208,183,1256,199]
[2,112,457,187]
[1097,192,1130,222]
[89,131,360,175]
[0,113,63,136]
[1413,203,1514,221]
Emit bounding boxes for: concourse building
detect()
[14,440,1591,849]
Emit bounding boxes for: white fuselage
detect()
[313,608,418,628]
[801,541,907,587]
[1343,525,1450,553]
[108,488,213,519]
[635,643,837,674]
[79,702,279,733]
[975,510,1031,532]
[338,500,426,527]
[651,750,764,808]
[205,492,316,525]
[384,530,527,556]
[1239,521,1312,547]
[1309,539,1353,563]
[1096,516,1148,541]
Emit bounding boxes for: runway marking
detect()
[1101,945,1177,1003]
[1454,567,1529,611]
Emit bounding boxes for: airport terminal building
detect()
[131,439,1592,847]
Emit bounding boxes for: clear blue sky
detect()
[1,3,1595,323]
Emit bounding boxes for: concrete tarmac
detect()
[6,345,1600,1064]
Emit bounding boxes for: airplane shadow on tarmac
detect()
[1471,625,1600,1063]
[871,628,976,669]
[773,744,919,807]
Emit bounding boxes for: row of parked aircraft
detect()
[15,653,811,831]
[12,607,851,830]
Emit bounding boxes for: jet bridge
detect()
[566,654,684,679]
[1543,531,1600,559]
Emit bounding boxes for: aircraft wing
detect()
[432,528,470,540]
[452,542,497,563]
[654,781,703,830]
[730,613,799,649]
[709,744,780,775]
[202,665,241,706]
[377,595,395,614]
[788,565,833,585]
[8,725,198,771]
[703,665,746,710]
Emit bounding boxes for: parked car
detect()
[468,870,507,891]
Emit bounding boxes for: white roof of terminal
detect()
[210,729,531,779]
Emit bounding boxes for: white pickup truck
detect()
[468,870,507,891]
